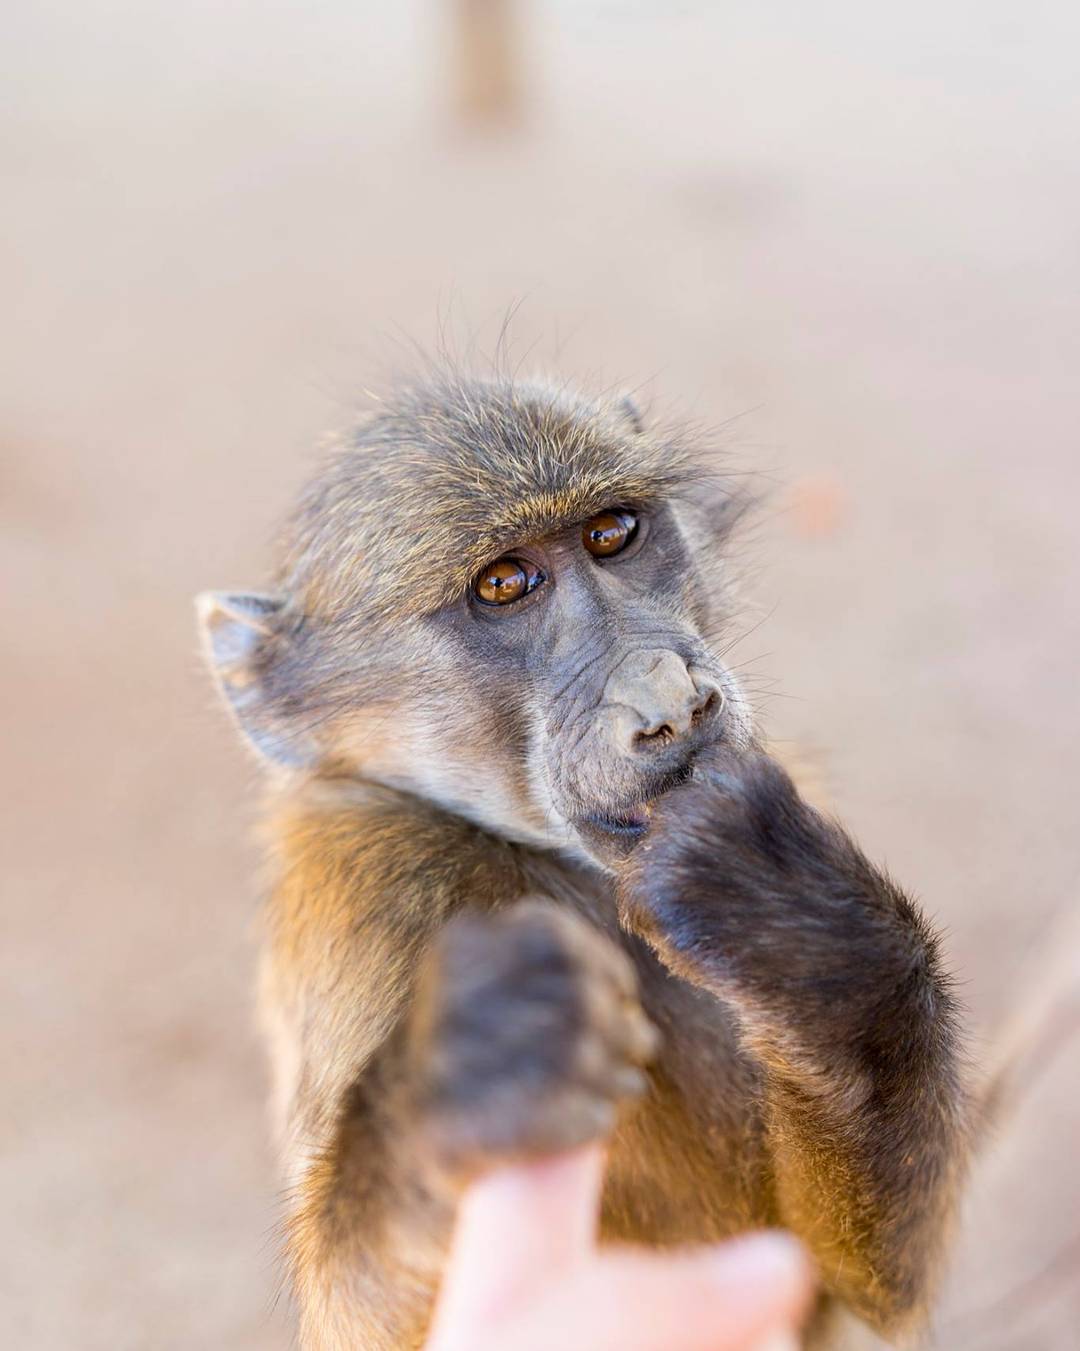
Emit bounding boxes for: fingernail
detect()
[702,1232,809,1291]
[752,1335,800,1351]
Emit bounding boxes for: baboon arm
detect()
[262,785,650,1349]
[261,782,525,1351]
[620,751,973,1334]
[746,988,970,1334]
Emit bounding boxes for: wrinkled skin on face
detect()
[308,500,754,870]
[417,502,753,866]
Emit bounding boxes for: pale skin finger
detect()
[492,1234,813,1351]
[425,1143,813,1351]
[424,1144,605,1346]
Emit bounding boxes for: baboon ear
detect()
[195,591,314,768]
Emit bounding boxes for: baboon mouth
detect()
[584,808,650,840]
[582,764,695,842]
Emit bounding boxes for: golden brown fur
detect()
[262,775,774,1349]
[198,373,970,1349]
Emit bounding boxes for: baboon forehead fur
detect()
[278,376,707,624]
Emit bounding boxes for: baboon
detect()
[197,374,970,1349]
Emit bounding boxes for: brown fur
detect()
[198,373,970,1349]
[278,378,701,623]
[263,776,778,1349]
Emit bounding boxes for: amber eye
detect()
[583,508,638,558]
[473,556,545,606]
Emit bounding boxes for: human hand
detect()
[424,1144,813,1351]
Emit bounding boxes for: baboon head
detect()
[198,375,754,867]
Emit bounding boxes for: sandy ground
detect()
[3,3,1079,1347]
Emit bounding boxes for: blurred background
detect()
[3,2,1079,1347]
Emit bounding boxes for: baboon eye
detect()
[583,508,638,558]
[473,556,545,606]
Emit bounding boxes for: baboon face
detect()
[198,377,752,867]
[415,500,750,865]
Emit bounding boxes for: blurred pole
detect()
[452,0,523,125]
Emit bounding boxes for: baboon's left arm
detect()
[619,749,972,1336]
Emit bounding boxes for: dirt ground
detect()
[3,4,1078,1348]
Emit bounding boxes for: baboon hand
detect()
[411,900,658,1178]
[619,747,908,1017]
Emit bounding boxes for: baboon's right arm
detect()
[263,785,651,1351]
[262,788,489,1350]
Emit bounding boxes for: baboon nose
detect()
[634,684,721,750]
[604,650,722,755]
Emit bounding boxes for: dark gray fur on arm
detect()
[618,748,973,1333]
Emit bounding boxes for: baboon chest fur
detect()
[199,374,970,1350]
